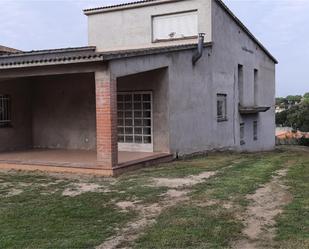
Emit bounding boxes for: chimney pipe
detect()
[192,33,206,65]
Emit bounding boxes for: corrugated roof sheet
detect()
[84,0,156,13]
[0,43,212,69]
[0,45,21,55]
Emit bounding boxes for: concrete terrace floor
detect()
[0,149,165,168]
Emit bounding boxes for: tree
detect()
[276,110,287,126]
[276,97,309,132]
[286,95,302,105]
[304,92,309,99]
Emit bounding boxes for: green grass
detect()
[135,205,241,249]
[192,153,288,204]
[134,150,308,249]
[0,174,136,249]
[275,151,309,249]
[0,147,308,249]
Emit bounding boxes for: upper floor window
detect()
[217,94,227,122]
[240,122,245,145]
[0,95,11,128]
[238,64,244,105]
[253,121,258,141]
[254,69,259,106]
[152,10,198,42]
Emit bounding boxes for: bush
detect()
[298,137,309,147]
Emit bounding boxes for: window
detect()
[117,92,152,145]
[254,69,258,106]
[217,94,227,122]
[238,64,244,105]
[240,123,245,145]
[0,95,11,128]
[152,11,198,42]
[253,121,258,141]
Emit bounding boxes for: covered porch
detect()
[0,47,172,176]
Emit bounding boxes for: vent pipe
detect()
[192,33,205,65]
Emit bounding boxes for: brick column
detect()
[95,70,118,169]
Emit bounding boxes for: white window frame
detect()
[117,91,153,153]
[152,10,198,42]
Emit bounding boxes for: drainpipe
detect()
[192,33,206,65]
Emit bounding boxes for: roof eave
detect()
[0,43,213,70]
[83,0,179,15]
[215,0,278,64]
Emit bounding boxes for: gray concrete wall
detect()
[110,47,217,156]
[87,0,212,51]
[32,73,97,150]
[109,0,276,155]
[117,68,170,153]
[211,0,276,151]
[0,79,33,151]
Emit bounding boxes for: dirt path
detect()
[96,171,217,249]
[232,169,293,249]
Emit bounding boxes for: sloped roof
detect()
[0,43,212,69]
[0,45,20,55]
[84,0,157,13]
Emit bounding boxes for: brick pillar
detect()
[95,70,118,169]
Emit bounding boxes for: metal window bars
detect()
[0,95,11,128]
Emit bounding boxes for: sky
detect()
[0,0,308,97]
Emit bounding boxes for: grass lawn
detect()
[0,146,308,249]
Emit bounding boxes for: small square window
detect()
[240,123,245,145]
[0,95,11,128]
[217,94,227,122]
[253,121,258,141]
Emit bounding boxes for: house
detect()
[0,0,277,176]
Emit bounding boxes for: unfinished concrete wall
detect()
[211,0,276,151]
[32,73,96,150]
[0,79,32,151]
[117,68,170,153]
[87,0,212,51]
[107,0,276,155]
[167,49,218,155]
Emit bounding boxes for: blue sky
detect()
[0,0,308,97]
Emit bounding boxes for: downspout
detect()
[192,33,206,65]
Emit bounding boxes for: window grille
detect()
[0,95,11,128]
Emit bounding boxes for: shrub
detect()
[298,137,309,147]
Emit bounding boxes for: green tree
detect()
[286,95,302,105]
[276,110,287,126]
[276,97,309,132]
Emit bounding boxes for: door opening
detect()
[117,91,153,152]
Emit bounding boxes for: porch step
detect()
[114,153,174,176]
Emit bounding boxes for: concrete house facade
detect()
[0,0,277,176]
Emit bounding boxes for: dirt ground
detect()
[232,169,293,249]
[96,171,218,249]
